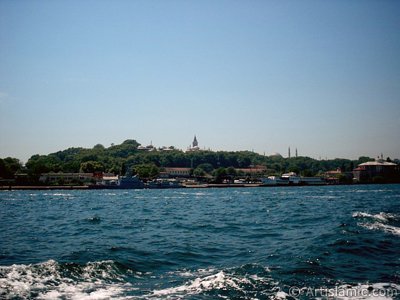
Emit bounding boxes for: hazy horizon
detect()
[1,1,399,163]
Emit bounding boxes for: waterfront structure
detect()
[39,172,94,185]
[261,176,289,186]
[90,173,144,189]
[261,172,325,186]
[324,168,343,184]
[324,168,353,184]
[147,179,183,189]
[235,165,268,176]
[353,158,400,183]
[163,167,191,178]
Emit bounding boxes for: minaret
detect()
[288,147,291,158]
[295,148,298,158]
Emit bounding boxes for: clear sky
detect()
[1,0,399,163]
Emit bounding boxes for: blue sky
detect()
[1,0,399,163]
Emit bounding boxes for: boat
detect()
[89,172,144,189]
[117,175,145,189]
[261,176,289,186]
[147,179,183,189]
[261,172,326,186]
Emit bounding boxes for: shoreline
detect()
[0,185,89,191]
[1,182,393,191]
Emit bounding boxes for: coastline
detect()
[0,182,388,191]
[0,185,89,191]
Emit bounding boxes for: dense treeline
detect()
[1,139,389,183]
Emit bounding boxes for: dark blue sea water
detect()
[1,185,400,299]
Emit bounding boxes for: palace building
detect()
[353,158,400,183]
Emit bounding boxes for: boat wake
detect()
[353,212,400,236]
[148,265,278,299]
[1,259,400,299]
[0,262,283,299]
[0,259,136,300]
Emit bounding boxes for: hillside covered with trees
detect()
[1,139,391,184]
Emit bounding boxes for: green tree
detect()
[93,144,105,151]
[213,167,227,183]
[80,161,104,173]
[133,164,159,180]
[196,163,214,174]
[357,156,374,164]
[193,167,206,177]
[226,166,237,176]
[0,157,22,179]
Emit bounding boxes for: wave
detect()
[148,264,279,299]
[353,212,399,222]
[0,262,281,299]
[353,212,400,236]
[2,260,400,299]
[0,259,136,300]
[358,222,400,236]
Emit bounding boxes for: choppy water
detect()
[1,185,400,299]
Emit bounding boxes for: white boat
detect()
[261,176,289,186]
[281,172,301,184]
[261,172,325,186]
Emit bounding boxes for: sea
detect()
[1,184,400,299]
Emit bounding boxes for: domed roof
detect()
[270,152,282,157]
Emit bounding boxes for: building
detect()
[159,146,176,151]
[187,135,200,152]
[137,143,156,151]
[353,159,400,183]
[324,168,353,184]
[163,167,192,178]
[235,165,268,176]
[39,172,95,185]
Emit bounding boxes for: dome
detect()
[270,152,282,157]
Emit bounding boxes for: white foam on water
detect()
[306,195,338,200]
[233,190,251,195]
[275,291,289,299]
[352,212,398,223]
[0,260,136,300]
[358,222,400,236]
[149,266,275,299]
[43,193,73,197]
[194,192,207,196]
[171,268,215,278]
[104,193,117,196]
[151,271,230,296]
[353,189,389,194]
[38,281,132,300]
[353,212,400,236]
[150,270,269,298]
[329,283,400,300]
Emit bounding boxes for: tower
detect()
[288,147,291,158]
[192,135,198,148]
[295,148,298,158]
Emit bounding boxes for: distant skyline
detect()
[1,1,399,163]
